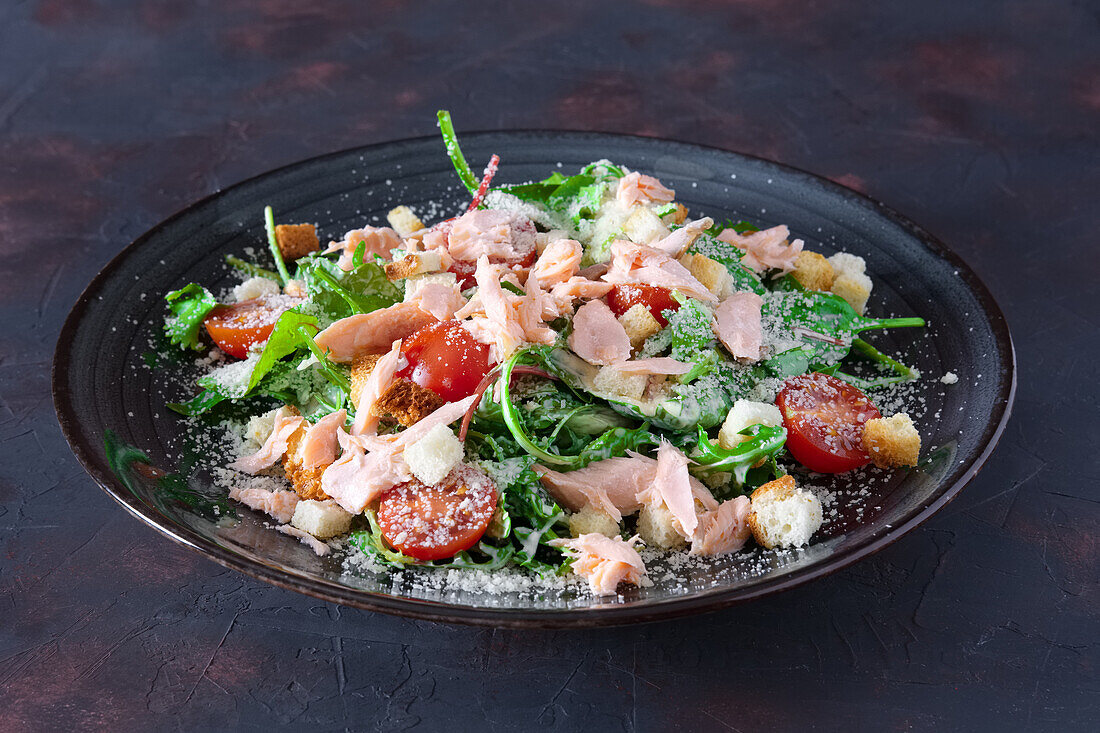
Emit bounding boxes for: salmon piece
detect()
[609,357,692,375]
[568,299,632,366]
[462,256,528,363]
[550,533,649,595]
[276,524,331,556]
[297,409,347,468]
[648,217,713,259]
[547,277,614,316]
[531,238,582,286]
[712,291,763,361]
[314,302,434,363]
[536,450,717,523]
[229,407,305,473]
[690,495,751,556]
[283,428,330,501]
[321,395,477,514]
[616,171,675,208]
[447,209,537,263]
[602,239,718,303]
[716,225,803,275]
[518,274,557,346]
[411,281,466,322]
[534,458,647,520]
[351,339,403,435]
[228,486,299,523]
[324,226,404,270]
[640,440,700,537]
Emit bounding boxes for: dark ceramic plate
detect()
[53,132,1014,627]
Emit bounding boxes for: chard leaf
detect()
[164,283,216,351]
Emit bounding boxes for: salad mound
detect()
[162,111,925,597]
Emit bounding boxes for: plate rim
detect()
[51,130,1016,628]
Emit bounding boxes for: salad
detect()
[162,111,926,597]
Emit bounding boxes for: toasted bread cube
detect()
[384,250,445,281]
[568,504,621,539]
[791,251,836,292]
[284,279,307,298]
[403,424,464,486]
[661,203,688,226]
[290,499,353,539]
[593,365,648,401]
[831,270,873,314]
[404,272,458,302]
[718,400,783,449]
[682,253,735,299]
[827,252,866,278]
[862,413,921,468]
[622,206,670,245]
[637,502,688,549]
[386,205,424,238]
[535,228,570,255]
[274,223,320,261]
[245,408,280,450]
[748,475,822,549]
[618,304,662,350]
[373,379,445,426]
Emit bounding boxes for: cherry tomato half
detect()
[203,296,298,359]
[377,465,498,561]
[607,284,681,326]
[395,320,492,402]
[776,373,882,473]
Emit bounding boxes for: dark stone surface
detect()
[1,1,1096,730]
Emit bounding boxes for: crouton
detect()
[593,365,648,401]
[827,252,866,278]
[245,408,280,450]
[233,276,280,302]
[791,251,836,292]
[661,203,689,226]
[274,223,320,261]
[290,499,353,539]
[618,304,662,350]
[348,354,383,408]
[862,413,921,468]
[282,426,330,501]
[718,400,783,449]
[384,250,445,281]
[403,423,463,485]
[622,206,670,245]
[373,379,445,426]
[404,272,458,302]
[748,475,823,549]
[386,205,425,238]
[681,253,735,299]
[831,270,873,314]
[568,504,621,539]
[637,502,688,549]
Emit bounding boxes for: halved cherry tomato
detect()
[446,217,538,289]
[607,284,681,326]
[203,296,298,359]
[395,320,492,402]
[776,373,882,473]
[377,465,498,561]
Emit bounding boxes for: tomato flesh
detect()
[776,373,882,473]
[377,465,498,561]
[607,284,681,326]
[203,296,297,359]
[396,320,492,402]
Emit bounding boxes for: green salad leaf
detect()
[164,283,217,351]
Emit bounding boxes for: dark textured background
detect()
[2,1,1098,730]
